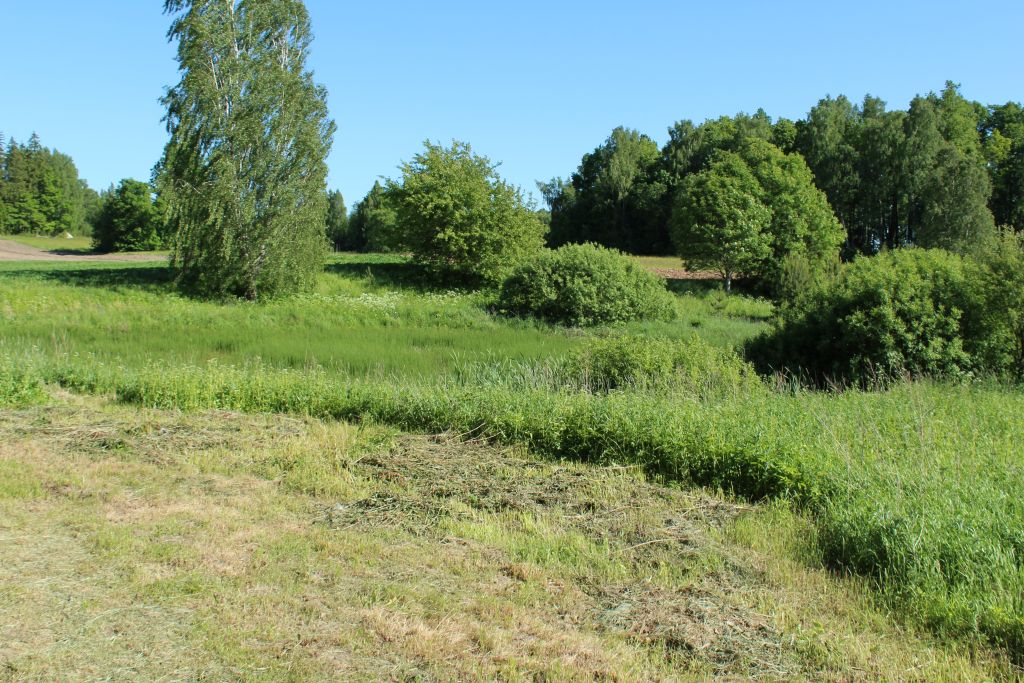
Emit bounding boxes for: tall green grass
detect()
[0,259,769,379]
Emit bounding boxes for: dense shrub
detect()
[561,334,763,398]
[746,248,1022,385]
[967,229,1024,379]
[497,243,676,326]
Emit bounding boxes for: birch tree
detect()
[156,0,335,299]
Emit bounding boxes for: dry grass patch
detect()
[0,395,1015,681]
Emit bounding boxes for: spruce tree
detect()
[351,181,400,252]
[92,179,165,253]
[0,132,7,231]
[325,190,359,250]
[156,0,335,299]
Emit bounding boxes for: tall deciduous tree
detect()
[670,151,772,292]
[982,102,1024,230]
[350,181,399,253]
[548,127,669,253]
[387,140,546,286]
[325,190,359,250]
[739,139,845,289]
[156,0,335,299]
[798,86,995,254]
[904,95,994,249]
[795,96,862,249]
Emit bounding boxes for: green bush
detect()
[746,248,1018,385]
[967,229,1024,379]
[561,334,763,398]
[497,243,676,326]
[0,365,47,407]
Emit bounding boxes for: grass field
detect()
[1,233,95,254]
[1,257,1022,677]
[0,255,770,378]
[634,255,686,270]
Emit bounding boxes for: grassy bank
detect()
[0,257,769,378]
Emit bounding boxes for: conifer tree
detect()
[325,190,359,250]
[0,132,7,230]
[350,181,400,252]
[156,0,335,299]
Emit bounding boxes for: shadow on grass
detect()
[3,264,173,292]
[46,248,96,256]
[665,279,721,296]
[664,277,766,299]
[325,257,478,294]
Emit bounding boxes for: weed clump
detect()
[0,364,47,407]
[561,335,763,399]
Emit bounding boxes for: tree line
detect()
[0,130,169,252]
[537,82,1022,260]
[0,132,99,236]
[9,0,1024,309]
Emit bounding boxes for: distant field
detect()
[634,254,685,270]
[633,254,722,281]
[1,233,94,254]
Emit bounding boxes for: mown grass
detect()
[0,394,1012,680]
[0,233,171,257]
[1,233,95,253]
[0,258,1021,663]
[634,254,686,270]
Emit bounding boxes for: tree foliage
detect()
[156,0,335,299]
[670,140,844,293]
[670,152,772,292]
[542,82,1021,275]
[982,102,1024,231]
[0,132,98,236]
[796,83,995,255]
[349,181,399,252]
[497,243,676,326]
[92,179,165,252]
[547,127,669,253]
[325,190,359,250]
[387,141,546,286]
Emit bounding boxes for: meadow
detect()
[0,233,95,254]
[1,256,1023,674]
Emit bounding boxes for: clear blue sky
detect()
[2,1,1022,207]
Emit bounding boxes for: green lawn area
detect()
[1,232,95,253]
